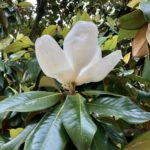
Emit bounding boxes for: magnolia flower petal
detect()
[54,70,76,84]
[64,21,99,74]
[86,46,102,68]
[76,50,122,85]
[146,23,150,44]
[35,35,72,79]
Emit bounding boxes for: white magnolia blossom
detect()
[35,21,122,89]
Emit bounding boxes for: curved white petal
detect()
[146,23,150,44]
[86,46,102,68]
[35,35,74,82]
[64,21,99,74]
[76,50,122,85]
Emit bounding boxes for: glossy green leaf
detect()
[87,95,150,124]
[100,120,127,145]
[91,126,108,150]
[137,90,150,101]
[139,1,150,22]
[24,105,67,150]
[125,131,150,150]
[1,124,36,150]
[82,90,120,97]
[119,10,146,30]
[62,94,97,150]
[22,58,41,83]
[91,124,120,150]
[0,91,61,112]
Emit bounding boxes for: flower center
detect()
[63,82,76,95]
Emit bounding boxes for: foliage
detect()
[0,0,150,150]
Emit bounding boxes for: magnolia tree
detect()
[1,0,150,150]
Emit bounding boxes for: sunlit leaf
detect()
[9,128,24,139]
[123,52,131,64]
[0,37,13,51]
[127,0,140,8]
[42,25,57,36]
[101,35,118,50]
[17,2,33,7]
[80,11,91,21]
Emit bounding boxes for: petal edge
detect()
[76,50,122,85]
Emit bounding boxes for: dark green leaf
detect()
[119,10,145,30]
[0,91,61,112]
[142,57,150,82]
[22,58,41,83]
[62,94,97,150]
[91,126,108,150]
[91,124,121,150]
[87,95,150,124]
[139,1,150,22]
[0,136,5,148]
[137,90,150,101]
[100,120,127,145]
[0,61,5,72]
[24,105,67,150]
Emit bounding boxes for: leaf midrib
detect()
[40,103,65,150]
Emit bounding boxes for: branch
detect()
[29,0,47,40]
